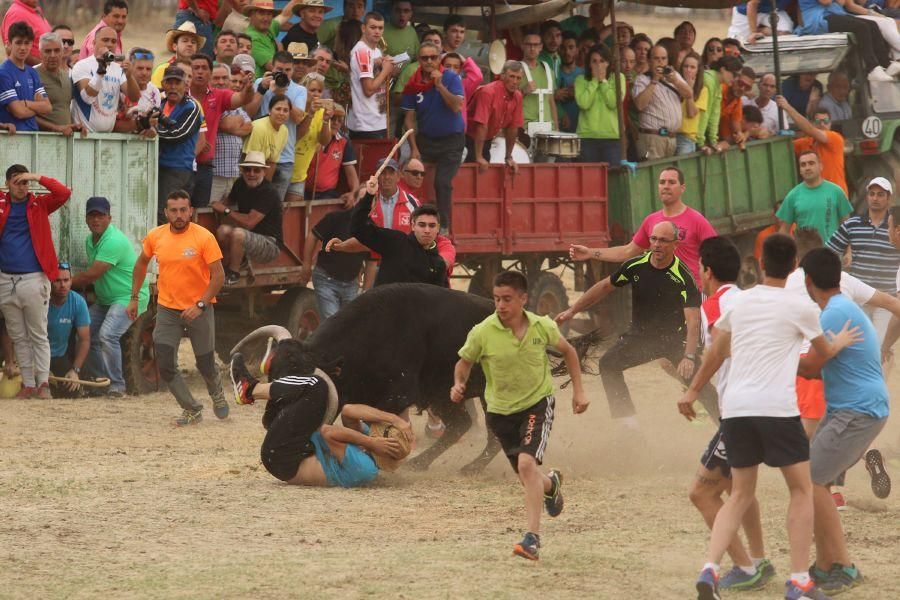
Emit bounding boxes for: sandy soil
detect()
[1,338,899,599]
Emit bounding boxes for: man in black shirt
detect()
[211,151,284,285]
[301,208,369,319]
[280,0,331,51]
[350,175,447,287]
[556,221,701,426]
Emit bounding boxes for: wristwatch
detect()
[223,208,231,216]
[73,366,81,374]
[684,353,697,362]
[196,301,207,311]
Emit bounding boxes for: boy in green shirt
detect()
[452,271,589,561]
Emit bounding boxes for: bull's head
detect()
[230,325,342,382]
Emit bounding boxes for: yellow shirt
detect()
[243,116,289,165]
[679,87,709,141]
[292,108,325,183]
[151,60,173,88]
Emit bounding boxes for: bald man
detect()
[557,220,701,429]
[399,158,426,195]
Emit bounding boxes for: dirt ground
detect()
[1,338,899,599]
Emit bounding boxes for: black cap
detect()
[162,66,186,81]
[85,196,111,215]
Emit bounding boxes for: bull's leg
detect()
[460,396,502,476]
[405,402,473,471]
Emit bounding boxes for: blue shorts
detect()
[311,431,379,488]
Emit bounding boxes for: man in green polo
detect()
[451,270,589,561]
[71,197,149,397]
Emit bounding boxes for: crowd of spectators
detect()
[3,0,900,402]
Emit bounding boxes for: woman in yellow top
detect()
[285,73,334,202]
[676,52,707,155]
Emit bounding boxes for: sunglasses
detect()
[61,39,75,46]
[814,118,831,125]
[419,54,439,62]
[132,52,154,61]
[58,262,71,270]
[405,169,425,176]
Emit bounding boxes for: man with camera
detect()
[71,26,140,133]
[632,43,693,160]
[244,49,308,201]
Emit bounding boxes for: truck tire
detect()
[122,305,159,395]
[284,288,321,340]
[528,272,570,332]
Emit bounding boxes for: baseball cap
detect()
[376,158,400,172]
[868,177,893,194]
[232,53,257,74]
[85,196,111,215]
[162,66,186,81]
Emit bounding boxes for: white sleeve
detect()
[794,302,824,341]
[71,60,92,83]
[840,272,877,306]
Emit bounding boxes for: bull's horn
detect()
[230,325,292,356]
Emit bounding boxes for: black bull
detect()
[232,283,595,474]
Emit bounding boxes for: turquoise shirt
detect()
[310,429,379,488]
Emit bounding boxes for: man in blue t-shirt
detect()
[401,41,465,230]
[555,31,583,134]
[47,264,91,397]
[0,21,52,131]
[798,248,890,595]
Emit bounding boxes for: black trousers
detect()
[825,14,891,72]
[416,132,464,229]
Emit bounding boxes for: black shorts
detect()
[485,396,555,473]
[260,380,330,482]
[721,416,809,469]
[700,424,730,478]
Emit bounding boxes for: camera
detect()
[137,107,174,132]
[273,70,290,88]
[662,66,674,76]
[96,50,125,75]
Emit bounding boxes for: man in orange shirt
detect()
[127,190,227,426]
[718,66,755,147]
[776,95,848,197]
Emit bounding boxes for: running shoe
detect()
[809,563,829,585]
[696,567,721,600]
[230,352,258,405]
[512,531,540,561]
[212,389,230,420]
[175,409,203,427]
[36,382,52,399]
[720,566,764,590]
[831,491,846,511]
[758,558,777,586]
[864,449,891,499]
[784,578,831,600]
[15,386,36,399]
[818,563,863,595]
[544,470,564,517]
[224,269,240,286]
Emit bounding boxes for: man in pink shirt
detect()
[464,61,525,173]
[78,0,128,61]
[1,0,51,65]
[570,165,716,285]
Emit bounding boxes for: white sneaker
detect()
[887,62,900,77]
[869,66,894,82]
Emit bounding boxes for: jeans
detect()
[192,163,214,207]
[580,138,622,164]
[0,271,50,387]
[174,10,215,57]
[415,132,464,229]
[675,134,697,155]
[313,268,359,320]
[86,303,133,394]
[271,162,293,202]
[599,331,684,419]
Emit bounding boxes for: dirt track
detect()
[2,347,898,599]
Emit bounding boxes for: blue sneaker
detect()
[696,568,721,600]
[720,566,764,590]
[512,531,540,561]
[544,470,564,517]
[784,579,831,599]
[818,563,863,595]
[809,563,829,585]
[758,558,777,586]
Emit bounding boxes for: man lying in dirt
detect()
[230,353,415,487]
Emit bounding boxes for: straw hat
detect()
[368,422,412,471]
[293,0,334,16]
[164,21,207,53]
[243,0,280,16]
[286,42,316,63]
[239,151,268,169]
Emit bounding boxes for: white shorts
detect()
[727,9,795,40]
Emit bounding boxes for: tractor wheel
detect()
[122,305,159,395]
[284,288,321,340]
[528,272,570,332]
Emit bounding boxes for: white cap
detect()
[868,177,893,194]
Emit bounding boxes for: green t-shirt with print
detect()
[86,224,149,314]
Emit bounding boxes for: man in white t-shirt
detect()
[70,26,140,133]
[347,11,398,139]
[680,233,860,600]
[689,236,776,592]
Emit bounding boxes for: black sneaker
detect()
[819,563,863,595]
[864,449,891,499]
[175,409,203,426]
[230,353,258,405]
[224,269,240,286]
[512,531,540,561]
[544,469,564,517]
